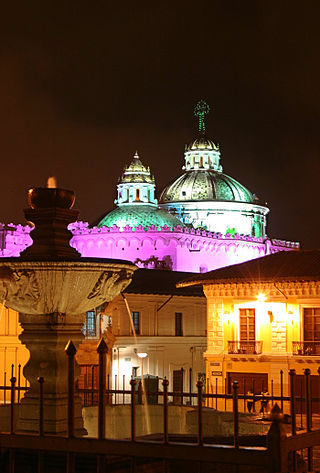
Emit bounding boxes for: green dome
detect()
[98,204,185,230]
[160,170,254,203]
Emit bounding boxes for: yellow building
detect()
[178,249,320,413]
[0,306,29,401]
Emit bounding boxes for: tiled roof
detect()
[125,268,204,297]
[177,250,320,287]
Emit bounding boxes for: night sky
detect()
[1,2,319,249]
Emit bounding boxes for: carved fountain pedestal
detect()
[0,186,136,435]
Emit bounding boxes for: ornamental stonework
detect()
[203,281,320,300]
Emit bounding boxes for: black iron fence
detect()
[0,341,320,473]
[77,365,295,420]
[0,363,28,405]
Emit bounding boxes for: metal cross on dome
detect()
[194,100,210,134]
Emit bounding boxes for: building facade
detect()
[105,269,207,398]
[178,250,320,413]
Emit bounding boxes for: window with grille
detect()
[303,308,320,341]
[132,311,140,335]
[175,312,183,336]
[83,311,97,338]
[239,309,255,341]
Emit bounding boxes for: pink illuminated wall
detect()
[0,224,33,257]
[0,220,299,273]
[68,222,299,273]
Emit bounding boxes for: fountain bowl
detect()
[0,258,136,315]
[28,187,75,210]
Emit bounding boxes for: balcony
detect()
[228,340,263,355]
[292,341,320,356]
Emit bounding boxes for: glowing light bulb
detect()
[137,352,148,359]
[257,293,266,303]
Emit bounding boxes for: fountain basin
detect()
[0,259,135,315]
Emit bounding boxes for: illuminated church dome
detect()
[69,116,298,273]
[159,100,269,237]
[98,204,184,230]
[161,171,254,203]
[98,152,184,230]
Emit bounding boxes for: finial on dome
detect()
[134,151,139,159]
[194,100,210,134]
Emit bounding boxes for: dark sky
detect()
[1,1,319,248]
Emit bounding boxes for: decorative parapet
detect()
[0,223,33,256]
[68,221,299,250]
[203,281,320,299]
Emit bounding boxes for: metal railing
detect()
[228,340,263,354]
[0,363,28,405]
[292,340,320,355]
[0,341,320,473]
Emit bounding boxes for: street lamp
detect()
[137,352,148,404]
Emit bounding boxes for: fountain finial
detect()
[22,181,80,260]
[46,176,57,188]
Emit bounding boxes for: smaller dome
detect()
[98,204,185,230]
[120,151,155,184]
[185,136,219,152]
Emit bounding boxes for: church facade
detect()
[69,101,298,272]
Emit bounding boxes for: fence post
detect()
[289,369,296,472]
[106,374,110,405]
[37,377,44,436]
[65,354,78,473]
[232,380,239,449]
[280,369,284,412]
[304,369,312,430]
[91,365,95,407]
[224,377,227,411]
[4,371,6,404]
[130,378,136,441]
[304,368,313,472]
[196,379,203,446]
[138,380,143,405]
[17,364,21,404]
[289,369,296,435]
[65,340,76,438]
[163,377,169,444]
[37,376,45,473]
[97,338,107,440]
[215,377,218,410]
[267,404,287,473]
[10,376,16,434]
[189,368,192,406]
[181,368,184,405]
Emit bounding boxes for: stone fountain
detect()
[0,183,136,435]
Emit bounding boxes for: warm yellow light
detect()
[137,352,148,359]
[257,293,266,303]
